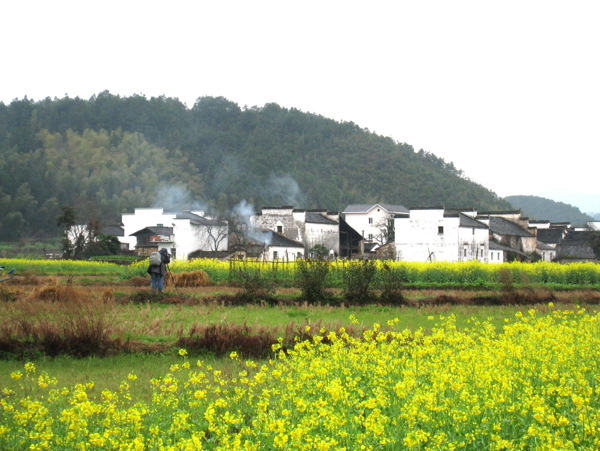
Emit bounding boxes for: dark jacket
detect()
[148,248,171,276]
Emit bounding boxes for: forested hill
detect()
[0,92,511,239]
[505,195,594,225]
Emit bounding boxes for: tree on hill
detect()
[0,93,513,238]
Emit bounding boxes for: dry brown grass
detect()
[0,281,120,358]
[3,273,44,286]
[129,276,148,287]
[168,270,212,288]
[29,280,87,302]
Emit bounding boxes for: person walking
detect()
[147,248,171,292]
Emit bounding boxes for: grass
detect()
[0,353,236,404]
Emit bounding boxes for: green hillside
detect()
[0,93,511,239]
[505,195,594,225]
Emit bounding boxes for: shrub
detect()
[177,323,276,358]
[295,259,333,304]
[379,263,406,305]
[342,259,377,304]
[231,269,277,304]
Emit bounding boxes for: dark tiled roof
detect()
[343,203,409,214]
[268,231,305,248]
[488,217,533,237]
[101,225,124,237]
[564,230,593,242]
[479,210,522,216]
[556,242,597,261]
[364,242,378,252]
[175,211,225,226]
[489,240,528,257]
[130,226,173,236]
[459,213,488,229]
[305,212,338,225]
[536,241,555,251]
[537,228,564,245]
[175,211,204,221]
[247,229,305,249]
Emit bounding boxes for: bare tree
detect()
[374,213,395,246]
[203,218,229,252]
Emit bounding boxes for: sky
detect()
[2,0,599,213]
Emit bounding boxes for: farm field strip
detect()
[1,307,599,449]
[3,258,600,287]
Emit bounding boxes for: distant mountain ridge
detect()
[505,195,595,225]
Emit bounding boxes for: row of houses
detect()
[96,203,599,263]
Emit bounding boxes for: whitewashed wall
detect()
[121,208,175,250]
[121,209,211,259]
[264,245,304,261]
[304,222,339,254]
[488,249,504,263]
[172,218,228,260]
[457,225,489,262]
[395,209,459,262]
[344,206,394,242]
[395,209,489,262]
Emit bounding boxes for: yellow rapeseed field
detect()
[1,306,599,450]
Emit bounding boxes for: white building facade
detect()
[343,204,409,243]
[252,207,340,255]
[122,208,226,260]
[395,208,489,262]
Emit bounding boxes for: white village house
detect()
[245,229,306,261]
[251,206,341,257]
[394,208,489,262]
[342,204,409,244]
[78,202,596,263]
[394,208,552,263]
[120,208,228,260]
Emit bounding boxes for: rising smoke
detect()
[262,174,306,207]
[153,184,207,213]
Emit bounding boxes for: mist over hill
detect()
[505,195,595,225]
[0,92,511,239]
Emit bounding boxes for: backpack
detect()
[149,251,162,267]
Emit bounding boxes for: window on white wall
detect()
[273,251,278,259]
[368,218,373,224]
[438,226,444,234]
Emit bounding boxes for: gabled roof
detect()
[537,228,564,245]
[536,241,555,251]
[459,213,488,229]
[343,203,409,214]
[556,242,597,261]
[489,240,529,258]
[339,217,363,241]
[488,217,534,238]
[305,212,338,225]
[268,231,305,248]
[247,229,305,249]
[175,211,225,226]
[478,210,522,216]
[130,226,173,236]
[102,225,124,237]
